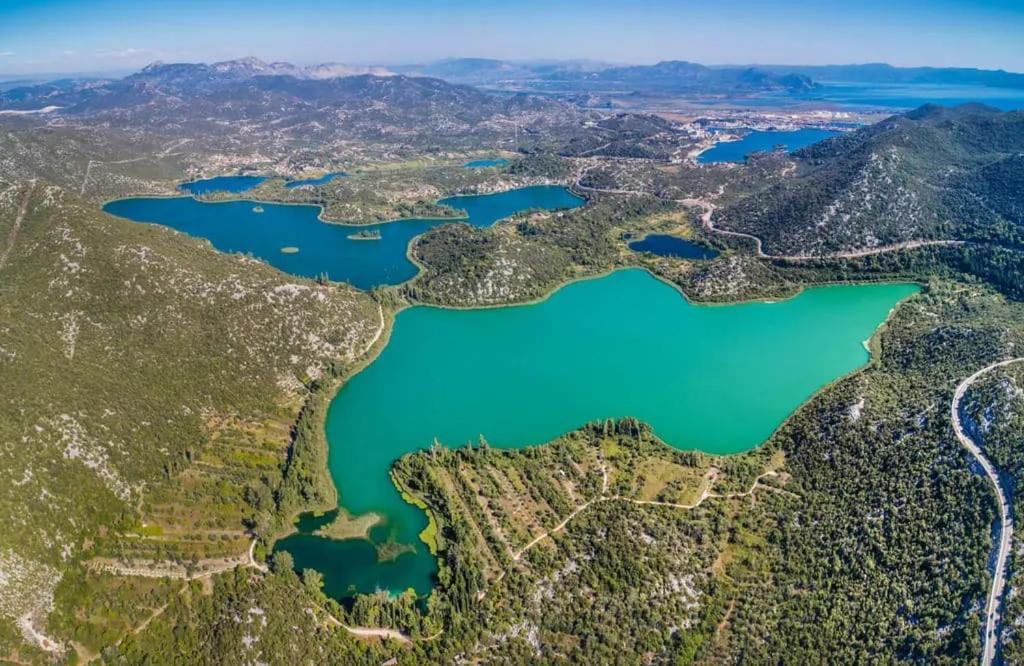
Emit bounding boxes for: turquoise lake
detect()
[464,158,509,168]
[103,185,583,289]
[277,269,918,599]
[699,128,840,163]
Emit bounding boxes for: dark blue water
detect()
[464,158,509,168]
[293,510,339,533]
[103,185,584,290]
[629,234,718,260]
[179,175,267,195]
[441,186,581,226]
[699,128,840,164]
[285,172,347,189]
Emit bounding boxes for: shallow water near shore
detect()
[278,269,918,598]
[103,185,583,289]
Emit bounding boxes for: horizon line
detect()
[3,55,1023,81]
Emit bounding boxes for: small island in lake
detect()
[280,246,299,254]
[252,205,264,213]
[347,229,382,241]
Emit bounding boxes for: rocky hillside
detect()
[0,179,378,659]
[716,104,1024,255]
[0,58,573,150]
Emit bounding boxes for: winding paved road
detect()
[951,358,1024,666]
[573,167,965,261]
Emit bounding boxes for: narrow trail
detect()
[93,302,377,649]
[94,584,186,664]
[248,539,268,573]
[99,536,407,658]
[0,180,34,271]
[951,358,1024,666]
[88,538,268,663]
[478,464,793,604]
[321,611,413,644]
[90,538,266,581]
[156,138,191,158]
[674,194,964,261]
[80,153,161,196]
[682,195,965,260]
[512,497,599,561]
[509,469,783,565]
[359,303,385,358]
[80,160,94,195]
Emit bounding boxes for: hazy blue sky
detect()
[1,0,1022,75]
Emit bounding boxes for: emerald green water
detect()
[276,270,918,599]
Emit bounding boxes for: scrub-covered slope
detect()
[717,104,1024,255]
[0,180,378,659]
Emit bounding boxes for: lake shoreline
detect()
[103,184,585,290]
[102,191,470,229]
[276,268,920,599]
[275,264,921,550]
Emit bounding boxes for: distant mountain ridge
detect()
[394,57,610,84]
[556,60,816,92]
[0,57,533,116]
[755,63,1024,88]
[140,56,394,81]
[0,57,402,112]
[404,58,815,93]
[0,57,573,150]
[7,57,1023,108]
[393,58,1024,94]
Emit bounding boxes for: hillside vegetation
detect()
[717,105,1024,255]
[0,180,378,660]
[4,77,1024,664]
[376,276,1024,663]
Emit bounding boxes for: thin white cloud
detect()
[94,47,156,59]
[0,51,15,57]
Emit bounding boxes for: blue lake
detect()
[179,175,267,195]
[699,128,840,164]
[464,158,509,168]
[629,234,719,260]
[103,185,584,290]
[285,172,348,189]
